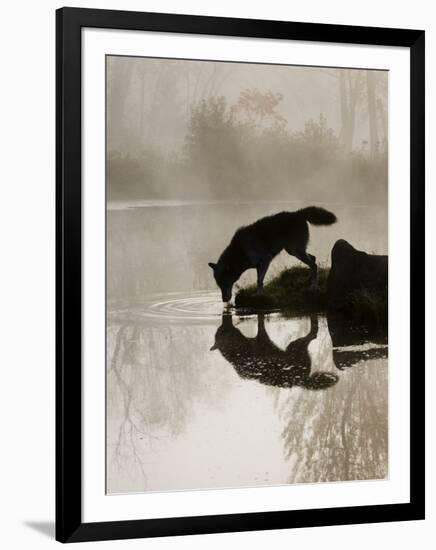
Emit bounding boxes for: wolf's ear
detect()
[208,262,217,270]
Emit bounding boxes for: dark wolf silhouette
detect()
[211,314,338,390]
[208,206,337,302]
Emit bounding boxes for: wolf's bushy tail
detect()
[297,206,337,225]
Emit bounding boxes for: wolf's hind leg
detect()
[256,257,272,293]
[293,250,318,288]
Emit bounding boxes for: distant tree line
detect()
[107,88,387,203]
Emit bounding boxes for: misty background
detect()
[107,56,388,204]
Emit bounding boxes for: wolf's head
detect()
[208,261,237,303]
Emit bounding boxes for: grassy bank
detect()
[235,266,387,326]
[345,289,388,327]
[235,267,329,312]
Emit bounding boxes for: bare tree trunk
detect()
[139,69,145,146]
[347,72,361,149]
[146,63,166,143]
[339,71,352,152]
[107,60,132,152]
[339,70,361,153]
[366,70,378,158]
[377,97,387,153]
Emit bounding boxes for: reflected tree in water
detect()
[107,311,388,492]
[275,317,388,483]
[107,320,229,491]
[212,313,388,483]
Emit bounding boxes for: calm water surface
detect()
[106,201,388,494]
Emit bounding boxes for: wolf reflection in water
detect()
[107,306,388,493]
[211,314,339,390]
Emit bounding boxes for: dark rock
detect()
[327,239,388,310]
[326,313,388,371]
[327,313,387,348]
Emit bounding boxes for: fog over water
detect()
[107,201,387,300]
[106,56,388,494]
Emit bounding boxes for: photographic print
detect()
[106,56,388,495]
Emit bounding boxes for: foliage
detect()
[232,88,286,127]
[107,89,388,203]
[107,149,175,200]
[346,289,388,327]
[235,266,387,328]
[235,267,329,312]
[183,96,251,195]
[292,114,340,169]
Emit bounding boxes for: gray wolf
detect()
[208,206,337,302]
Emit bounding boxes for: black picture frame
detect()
[56,6,425,543]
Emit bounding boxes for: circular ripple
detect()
[147,290,224,321]
[109,290,240,325]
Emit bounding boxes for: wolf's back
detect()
[297,206,337,225]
